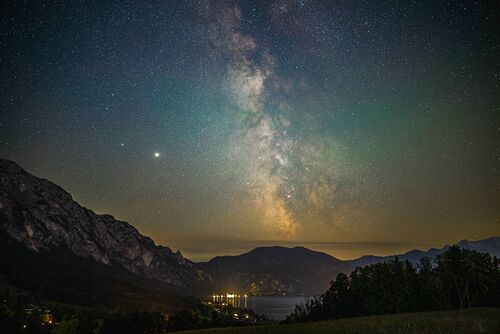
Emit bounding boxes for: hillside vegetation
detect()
[287,246,500,322]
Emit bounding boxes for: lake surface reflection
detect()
[247,296,311,320]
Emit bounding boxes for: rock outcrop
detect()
[0,158,207,292]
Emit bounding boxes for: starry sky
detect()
[1,1,498,261]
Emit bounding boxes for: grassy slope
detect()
[181,308,500,334]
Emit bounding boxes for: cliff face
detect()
[0,158,207,292]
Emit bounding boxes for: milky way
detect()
[1,0,498,260]
[204,3,365,241]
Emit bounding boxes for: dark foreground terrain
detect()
[180,308,500,334]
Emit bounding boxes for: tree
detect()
[51,318,80,334]
[436,246,499,309]
[416,256,440,310]
[167,310,197,331]
[322,273,352,318]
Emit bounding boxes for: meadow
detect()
[180,308,500,334]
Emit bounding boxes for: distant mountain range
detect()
[1,158,498,309]
[197,237,500,295]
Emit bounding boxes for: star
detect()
[1,0,496,261]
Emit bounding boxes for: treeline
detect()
[287,246,500,322]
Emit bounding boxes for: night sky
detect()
[1,1,498,261]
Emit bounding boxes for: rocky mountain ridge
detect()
[0,158,207,292]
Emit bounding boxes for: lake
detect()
[246,296,311,320]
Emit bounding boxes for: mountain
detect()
[198,237,500,295]
[1,157,498,301]
[0,228,197,312]
[346,237,500,269]
[197,246,345,295]
[457,237,500,258]
[0,158,208,310]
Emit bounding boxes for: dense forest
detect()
[287,246,500,322]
